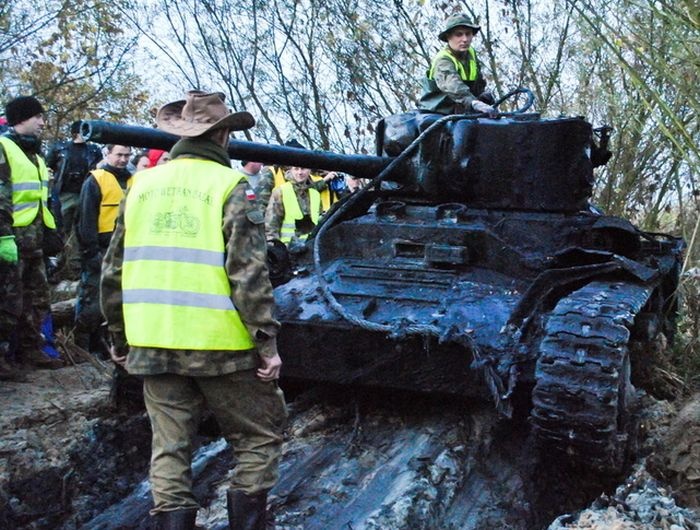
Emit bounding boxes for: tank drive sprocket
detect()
[530,280,654,473]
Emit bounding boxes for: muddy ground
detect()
[0,362,698,529]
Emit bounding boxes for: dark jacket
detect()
[46,140,103,194]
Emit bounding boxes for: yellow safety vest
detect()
[122,158,255,351]
[91,168,132,234]
[280,181,320,244]
[428,47,478,81]
[271,166,335,212]
[0,136,56,229]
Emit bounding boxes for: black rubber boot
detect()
[152,508,198,530]
[226,489,268,530]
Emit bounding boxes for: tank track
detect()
[530,280,653,472]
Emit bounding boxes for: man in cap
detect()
[0,96,63,380]
[101,90,286,530]
[418,13,496,115]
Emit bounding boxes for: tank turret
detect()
[81,91,601,213]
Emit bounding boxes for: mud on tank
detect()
[270,90,685,475]
[81,90,685,474]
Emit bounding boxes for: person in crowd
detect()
[132,151,151,172]
[147,148,171,167]
[418,13,496,115]
[100,90,286,530]
[265,165,325,248]
[0,116,8,135]
[0,96,63,378]
[74,144,132,354]
[237,160,275,213]
[280,139,340,212]
[45,120,103,279]
[341,175,365,197]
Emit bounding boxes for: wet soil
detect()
[1,365,698,529]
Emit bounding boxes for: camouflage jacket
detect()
[240,166,275,214]
[264,178,316,242]
[100,154,280,377]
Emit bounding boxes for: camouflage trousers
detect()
[0,260,20,342]
[0,248,50,355]
[143,370,287,514]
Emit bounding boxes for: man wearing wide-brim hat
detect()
[101,90,287,530]
[418,13,496,115]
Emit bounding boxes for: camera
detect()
[329,174,346,193]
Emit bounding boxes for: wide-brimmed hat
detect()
[438,14,481,41]
[156,90,255,137]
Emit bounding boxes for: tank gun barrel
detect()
[80,120,391,179]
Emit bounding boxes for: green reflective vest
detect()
[418,47,479,114]
[428,48,478,82]
[280,181,320,244]
[122,158,255,351]
[0,136,56,229]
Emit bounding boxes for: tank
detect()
[81,90,684,473]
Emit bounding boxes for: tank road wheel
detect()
[530,281,653,474]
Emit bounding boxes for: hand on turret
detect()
[471,100,496,116]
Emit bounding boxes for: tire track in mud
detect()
[189,388,611,530]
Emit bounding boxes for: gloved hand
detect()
[0,235,18,264]
[471,100,496,114]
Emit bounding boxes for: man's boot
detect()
[0,341,28,382]
[0,357,28,382]
[227,489,268,530]
[151,508,198,530]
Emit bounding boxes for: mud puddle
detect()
[1,366,698,529]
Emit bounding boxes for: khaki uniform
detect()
[101,147,287,513]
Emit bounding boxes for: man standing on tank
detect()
[101,90,286,530]
[418,13,496,115]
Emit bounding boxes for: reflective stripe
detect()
[125,246,224,267]
[123,288,235,311]
[14,201,39,212]
[13,182,41,191]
